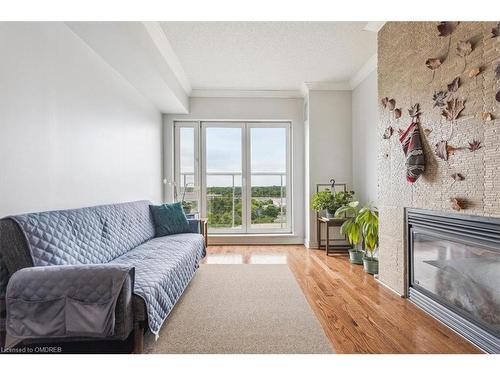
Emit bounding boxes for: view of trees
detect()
[206,186,285,227]
[205,186,284,198]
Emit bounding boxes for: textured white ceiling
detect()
[160,22,377,91]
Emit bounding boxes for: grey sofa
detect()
[0,200,206,353]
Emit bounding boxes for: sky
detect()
[180,126,287,188]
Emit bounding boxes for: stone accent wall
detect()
[378,22,500,295]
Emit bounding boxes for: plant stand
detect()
[317,217,350,256]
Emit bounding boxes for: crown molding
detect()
[349,53,377,90]
[303,81,352,92]
[190,89,303,99]
[142,21,192,95]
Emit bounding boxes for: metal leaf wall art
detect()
[468,67,481,78]
[442,98,465,121]
[456,40,472,57]
[433,91,448,107]
[435,140,461,161]
[408,103,422,119]
[457,40,472,72]
[426,58,442,82]
[447,77,460,92]
[482,112,493,122]
[381,97,397,111]
[387,99,396,111]
[437,22,458,37]
[435,140,449,160]
[438,22,459,56]
[468,140,482,152]
[426,58,442,70]
[451,173,465,181]
[383,126,394,140]
[450,198,466,211]
[491,22,500,38]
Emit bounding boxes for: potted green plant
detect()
[357,205,379,274]
[335,201,364,264]
[311,190,355,218]
[311,191,336,218]
[181,200,193,214]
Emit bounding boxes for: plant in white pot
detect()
[357,205,379,274]
[335,201,364,264]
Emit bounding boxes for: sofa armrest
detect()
[6,264,134,340]
[187,219,207,247]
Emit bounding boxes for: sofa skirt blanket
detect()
[6,264,134,339]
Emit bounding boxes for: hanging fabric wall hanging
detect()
[399,122,426,183]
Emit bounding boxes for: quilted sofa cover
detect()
[4,200,205,337]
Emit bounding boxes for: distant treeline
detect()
[207,185,285,197]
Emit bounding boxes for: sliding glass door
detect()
[174,121,291,234]
[248,123,289,231]
[203,123,244,233]
[174,122,199,215]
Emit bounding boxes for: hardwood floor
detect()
[203,245,482,354]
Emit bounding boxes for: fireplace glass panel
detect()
[412,231,500,335]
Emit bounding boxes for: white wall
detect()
[164,96,305,243]
[0,22,163,217]
[305,90,352,247]
[351,70,378,205]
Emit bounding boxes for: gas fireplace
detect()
[406,208,500,353]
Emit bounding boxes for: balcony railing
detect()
[178,171,287,230]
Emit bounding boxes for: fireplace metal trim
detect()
[409,288,499,353]
[405,208,500,354]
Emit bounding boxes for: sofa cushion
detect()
[150,202,190,237]
[9,201,155,266]
[110,233,206,336]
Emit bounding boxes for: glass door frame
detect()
[201,122,247,233]
[173,121,200,213]
[174,120,292,234]
[244,122,292,234]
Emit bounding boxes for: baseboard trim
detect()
[208,235,304,246]
[374,275,405,297]
[304,240,318,249]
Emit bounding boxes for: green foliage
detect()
[251,199,280,223]
[311,191,334,211]
[357,205,379,259]
[206,186,285,227]
[207,196,242,227]
[181,200,193,214]
[207,186,284,198]
[335,201,362,247]
[311,190,355,213]
[335,202,378,258]
[334,191,355,211]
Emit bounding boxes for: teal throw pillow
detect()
[150,202,191,237]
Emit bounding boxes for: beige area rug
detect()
[144,264,333,354]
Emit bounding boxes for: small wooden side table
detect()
[199,218,208,247]
[317,217,350,256]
